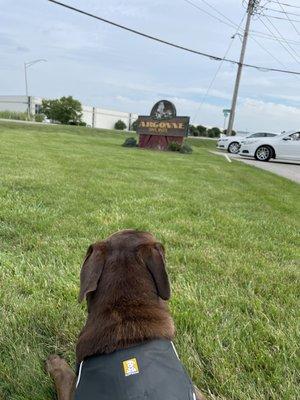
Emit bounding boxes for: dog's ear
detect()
[78,244,105,303]
[138,243,170,300]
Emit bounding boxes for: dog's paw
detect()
[45,354,68,376]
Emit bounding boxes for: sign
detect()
[223,109,231,117]
[137,117,190,137]
[137,100,190,150]
[150,100,176,119]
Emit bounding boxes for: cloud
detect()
[236,98,300,132]
[16,46,29,53]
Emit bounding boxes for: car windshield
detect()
[279,130,300,137]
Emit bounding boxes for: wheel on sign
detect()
[255,146,272,162]
[228,142,240,154]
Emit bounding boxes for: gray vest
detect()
[75,340,196,400]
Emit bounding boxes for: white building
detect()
[81,105,138,130]
[0,95,43,115]
[0,95,138,130]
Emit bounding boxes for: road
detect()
[211,151,300,184]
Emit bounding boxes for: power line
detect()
[262,13,300,23]
[197,0,242,28]
[184,1,300,45]
[184,0,300,44]
[258,15,300,60]
[193,14,247,122]
[184,0,299,125]
[184,0,300,67]
[260,15,300,64]
[274,0,300,35]
[46,0,300,76]
[263,7,300,17]
[250,30,300,44]
[249,34,291,69]
[269,1,300,9]
[181,0,237,29]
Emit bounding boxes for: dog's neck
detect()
[76,297,175,363]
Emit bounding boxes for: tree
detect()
[115,120,127,130]
[223,129,236,136]
[207,127,221,138]
[196,125,207,137]
[189,125,198,136]
[41,96,82,125]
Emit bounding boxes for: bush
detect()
[168,141,193,154]
[179,143,193,154]
[168,142,182,152]
[34,114,44,122]
[122,137,137,147]
[69,121,87,126]
[223,129,236,136]
[131,120,138,131]
[115,120,127,130]
[207,127,221,138]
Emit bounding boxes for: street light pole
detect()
[227,0,260,135]
[24,59,47,120]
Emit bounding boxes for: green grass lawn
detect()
[0,121,299,400]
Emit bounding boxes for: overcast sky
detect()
[1,0,300,131]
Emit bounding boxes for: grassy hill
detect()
[0,121,299,399]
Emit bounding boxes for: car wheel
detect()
[228,142,240,154]
[255,146,272,161]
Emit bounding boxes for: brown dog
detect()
[47,230,206,400]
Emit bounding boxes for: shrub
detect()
[223,129,236,136]
[179,143,193,154]
[115,120,127,130]
[207,127,221,138]
[168,141,193,154]
[168,142,182,152]
[122,137,137,147]
[34,114,44,122]
[131,120,138,131]
[68,121,86,126]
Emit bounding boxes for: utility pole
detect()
[24,59,47,120]
[227,0,260,135]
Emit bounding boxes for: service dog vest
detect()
[75,339,197,400]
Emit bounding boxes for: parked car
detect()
[217,132,278,154]
[239,130,300,161]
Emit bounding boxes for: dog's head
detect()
[78,229,170,305]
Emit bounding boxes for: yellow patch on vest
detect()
[123,358,139,376]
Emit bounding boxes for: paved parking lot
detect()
[212,151,300,183]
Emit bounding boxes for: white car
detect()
[217,132,277,154]
[239,130,300,162]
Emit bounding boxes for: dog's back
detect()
[75,340,196,400]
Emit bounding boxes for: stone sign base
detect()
[139,134,183,151]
